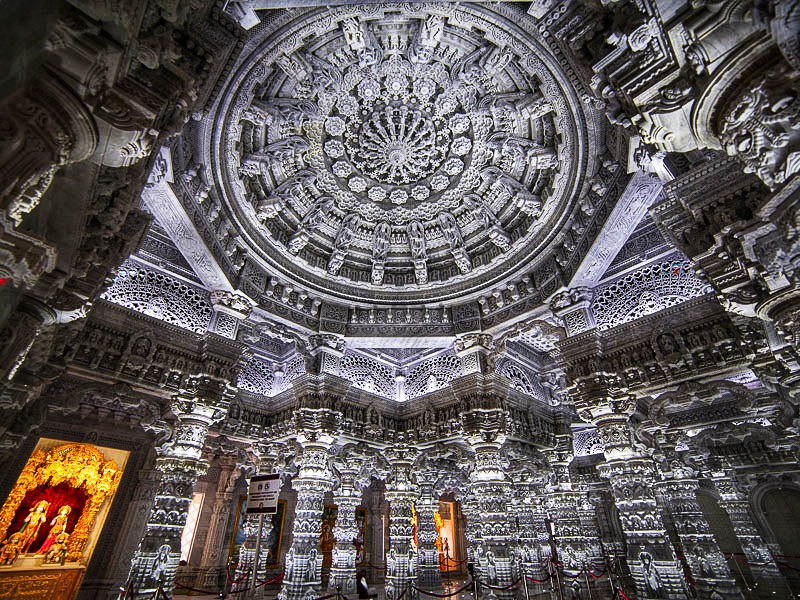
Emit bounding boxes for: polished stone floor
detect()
[173,576,568,600]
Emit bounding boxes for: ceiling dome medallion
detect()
[215,4,589,305]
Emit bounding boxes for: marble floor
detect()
[172,576,566,600]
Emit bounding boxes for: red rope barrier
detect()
[561,568,584,579]
[396,589,407,600]
[413,580,474,597]
[173,581,220,595]
[227,564,251,584]
[368,562,387,570]
[440,556,469,566]
[479,577,522,591]
[257,572,286,586]
[616,587,630,600]
[777,560,800,573]
[525,574,552,583]
[586,568,607,580]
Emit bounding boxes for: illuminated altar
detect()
[0,440,127,600]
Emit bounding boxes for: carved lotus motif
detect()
[217,3,582,303]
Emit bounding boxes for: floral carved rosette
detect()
[214,4,590,305]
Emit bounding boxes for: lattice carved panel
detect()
[406,353,463,399]
[101,262,213,333]
[591,260,712,331]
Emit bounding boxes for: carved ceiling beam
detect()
[142,174,234,295]
[569,171,663,288]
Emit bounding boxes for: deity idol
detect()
[19,500,50,553]
[38,505,72,554]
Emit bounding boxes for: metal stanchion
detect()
[584,565,593,600]
[249,514,265,600]
[553,568,563,600]
[522,567,530,600]
[468,563,479,600]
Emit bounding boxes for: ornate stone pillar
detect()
[235,443,281,587]
[545,435,594,564]
[558,315,687,599]
[463,410,514,599]
[575,490,606,596]
[329,458,366,595]
[384,442,420,600]
[0,298,57,384]
[281,419,338,600]
[0,73,97,226]
[656,473,742,599]
[715,478,792,597]
[198,454,246,588]
[461,493,482,569]
[415,467,443,592]
[509,488,535,578]
[543,435,603,598]
[128,374,235,598]
[594,414,685,598]
[528,497,552,584]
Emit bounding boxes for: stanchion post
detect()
[608,559,617,600]
[249,514,265,600]
[584,564,593,600]
[553,568,563,600]
[729,554,753,600]
[468,562,479,600]
[522,567,530,600]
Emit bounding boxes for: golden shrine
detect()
[0,442,124,599]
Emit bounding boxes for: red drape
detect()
[4,482,89,553]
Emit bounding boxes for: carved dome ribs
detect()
[215,4,589,304]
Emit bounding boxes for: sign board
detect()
[246,473,281,514]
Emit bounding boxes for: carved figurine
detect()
[0,533,23,566]
[42,532,69,565]
[407,221,427,261]
[150,544,171,585]
[410,14,444,64]
[639,551,665,598]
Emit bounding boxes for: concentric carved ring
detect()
[214,4,591,305]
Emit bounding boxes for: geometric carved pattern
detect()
[339,352,396,400]
[406,352,463,400]
[215,3,584,305]
[101,261,213,333]
[283,355,307,384]
[592,259,712,331]
[572,428,604,456]
[496,358,546,401]
[237,356,275,396]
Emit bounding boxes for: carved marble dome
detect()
[212,3,595,305]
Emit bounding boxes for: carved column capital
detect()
[209,290,253,339]
[550,287,596,336]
